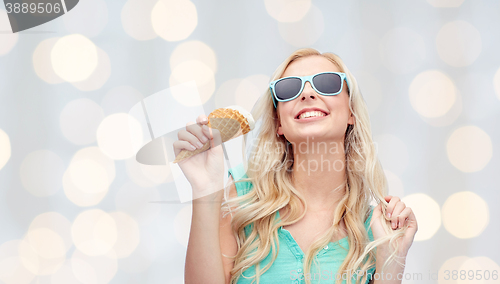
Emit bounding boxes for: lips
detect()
[295,107,329,119]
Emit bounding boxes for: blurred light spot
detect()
[235,75,270,113]
[33,38,64,84]
[494,67,500,101]
[409,70,457,118]
[101,86,143,115]
[117,230,156,273]
[71,249,117,284]
[447,126,492,172]
[264,0,311,22]
[427,0,464,7]
[278,4,324,47]
[151,0,197,41]
[459,257,500,284]
[63,0,108,37]
[63,147,115,207]
[20,150,65,197]
[442,191,489,239]
[174,205,192,247]
[28,212,72,255]
[438,256,469,284]
[50,261,81,284]
[373,134,409,175]
[420,89,462,127]
[384,170,404,197]
[108,212,140,259]
[355,71,383,114]
[71,47,111,91]
[121,0,157,41]
[60,98,104,145]
[69,159,109,194]
[125,157,170,187]
[18,236,65,275]
[115,182,161,225]
[26,228,66,259]
[72,209,117,256]
[170,40,217,73]
[380,27,426,74]
[170,60,215,106]
[214,79,242,109]
[0,10,18,56]
[402,193,441,241]
[436,21,482,67]
[96,113,144,160]
[51,34,98,82]
[0,128,11,170]
[0,240,36,284]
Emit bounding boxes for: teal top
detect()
[228,163,376,284]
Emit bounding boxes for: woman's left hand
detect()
[370,195,418,257]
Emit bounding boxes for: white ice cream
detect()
[226,105,255,131]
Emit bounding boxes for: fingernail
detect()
[201,136,208,143]
[190,144,196,150]
[392,221,396,229]
[196,141,203,148]
[202,125,209,131]
[387,212,391,218]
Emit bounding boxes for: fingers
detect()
[201,124,222,148]
[385,195,411,230]
[178,121,210,149]
[173,140,197,156]
[385,195,400,219]
[196,114,209,125]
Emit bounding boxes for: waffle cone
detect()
[173,108,252,163]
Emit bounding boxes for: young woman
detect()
[176,48,418,284]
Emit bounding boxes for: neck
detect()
[290,138,348,212]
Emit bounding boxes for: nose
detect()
[299,81,317,102]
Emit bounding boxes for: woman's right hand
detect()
[173,114,225,199]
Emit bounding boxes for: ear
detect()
[348,111,354,125]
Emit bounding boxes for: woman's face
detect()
[276,55,354,144]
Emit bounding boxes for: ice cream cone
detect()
[173,106,255,163]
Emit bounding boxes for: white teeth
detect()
[298,111,326,119]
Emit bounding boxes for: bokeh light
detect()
[380,27,426,74]
[96,113,144,160]
[117,230,156,273]
[214,79,242,109]
[264,0,311,22]
[438,256,469,284]
[18,234,65,275]
[71,249,118,284]
[108,211,140,259]
[125,157,170,187]
[60,98,104,145]
[436,21,482,67]
[63,0,108,38]
[51,34,99,82]
[446,126,492,173]
[0,240,36,284]
[20,150,65,197]
[49,261,81,284]
[151,0,198,42]
[235,74,269,113]
[0,128,11,170]
[63,147,115,207]
[278,4,324,47]
[121,0,158,41]
[169,60,216,106]
[0,10,18,56]
[170,40,217,73]
[28,212,72,254]
[458,257,500,284]
[409,70,457,118]
[71,209,117,256]
[32,38,64,84]
[442,191,489,239]
[68,159,110,194]
[402,193,441,241]
[71,47,111,91]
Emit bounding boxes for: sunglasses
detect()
[269,72,350,108]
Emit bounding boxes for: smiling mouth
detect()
[295,111,329,120]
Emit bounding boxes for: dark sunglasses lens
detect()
[313,73,342,94]
[275,78,302,100]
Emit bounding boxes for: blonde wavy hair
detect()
[222,48,407,284]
